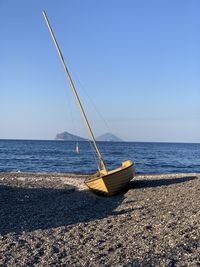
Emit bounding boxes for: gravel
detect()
[0,172,200,266]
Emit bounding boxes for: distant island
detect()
[55,132,87,141]
[96,133,123,142]
[55,131,123,142]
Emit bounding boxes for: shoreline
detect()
[0,172,199,266]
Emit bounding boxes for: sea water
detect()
[0,139,200,174]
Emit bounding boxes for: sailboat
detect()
[42,11,135,196]
[76,142,80,154]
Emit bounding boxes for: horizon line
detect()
[0,138,199,145]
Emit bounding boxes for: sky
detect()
[0,0,199,142]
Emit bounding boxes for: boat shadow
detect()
[1,176,196,235]
[0,184,136,235]
[129,175,197,189]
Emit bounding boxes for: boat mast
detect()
[42,10,107,173]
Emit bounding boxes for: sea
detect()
[0,139,200,174]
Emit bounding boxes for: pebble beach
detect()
[0,172,200,266]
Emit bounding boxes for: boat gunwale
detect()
[84,161,134,184]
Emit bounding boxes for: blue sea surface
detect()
[0,140,200,174]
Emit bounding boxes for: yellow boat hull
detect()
[85,160,135,196]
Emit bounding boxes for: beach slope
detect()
[0,172,199,266]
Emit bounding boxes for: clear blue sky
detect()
[0,0,199,142]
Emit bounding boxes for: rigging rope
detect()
[66,64,111,133]
[88,139,101,171]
